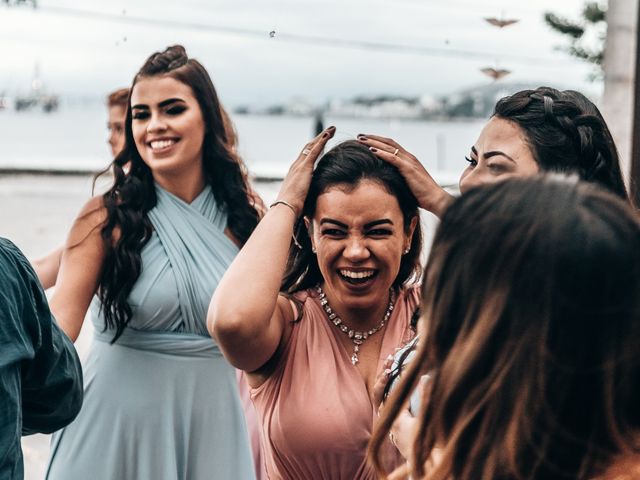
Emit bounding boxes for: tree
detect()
[544,2,607,79]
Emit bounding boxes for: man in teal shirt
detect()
[0,238,83,479]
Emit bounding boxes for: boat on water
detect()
[14,93,58,112]
[10,64,60,113]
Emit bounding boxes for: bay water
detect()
[0,102,484,185]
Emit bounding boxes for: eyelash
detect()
[320,229,392,237]
[321,229,345,236]
[131,105,186,120]
[465,156,477,167]
[368,229,392,236]
[166,106,186,115]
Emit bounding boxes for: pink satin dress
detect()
[251,286,420,480]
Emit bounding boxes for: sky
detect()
[0,0,603,108]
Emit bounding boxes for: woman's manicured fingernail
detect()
[369,147,378,153]
[322,132,330,138]
[327,126,336,131]
[358,134,368,141]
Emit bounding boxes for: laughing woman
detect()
[45,46,259,479]
[209,138,424,479]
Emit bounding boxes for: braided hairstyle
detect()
[96,45,261,342]
[493,87,629,200]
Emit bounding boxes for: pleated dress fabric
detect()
[46,185,256,480]
[251,286,420,480]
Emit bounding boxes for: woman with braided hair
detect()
[357,86,631,461]
[45,45,259,479]
[358,86,629,220]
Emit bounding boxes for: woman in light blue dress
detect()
[45,45,260,479]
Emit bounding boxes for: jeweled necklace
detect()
[317,285,395,366]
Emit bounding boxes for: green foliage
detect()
[583,2,607,23]
[544,13,585,39]
[544,1,606,80]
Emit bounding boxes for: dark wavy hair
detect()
[370,176,640,479]
[493,87,629,200]
[281,140,422,293]
[96,45,261,342]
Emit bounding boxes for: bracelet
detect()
[269,200,303,249]
[269,200,299,217]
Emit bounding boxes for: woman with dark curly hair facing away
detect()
[45,45,260,479]
[370,176,640,479]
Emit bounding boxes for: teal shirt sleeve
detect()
[0,238,83,478]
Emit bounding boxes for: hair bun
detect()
[140,45,188,75]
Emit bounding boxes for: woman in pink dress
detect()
[209,134,425,479]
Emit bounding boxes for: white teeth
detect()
[150,139,176,150]
[339,269,375,279]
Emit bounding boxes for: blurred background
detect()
[1,1,637,478]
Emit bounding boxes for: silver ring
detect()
[302,148,312,156]
[393,148,399,156]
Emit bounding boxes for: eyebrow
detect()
[319,218,394,228]
[131,98,186,110]
[471,146,516,164]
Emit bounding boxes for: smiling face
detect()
[130,75,206,185]
[307,180,417,317]
[459,116,539,194]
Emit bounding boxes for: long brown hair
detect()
[370,176,640,479]
[96,45,261,342]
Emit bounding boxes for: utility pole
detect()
[602,0,639,191]
[632,0,640,206]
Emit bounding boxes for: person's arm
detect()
[357,134,454,218]
[49,196,108,342]
[208,127,335,373]
[0,239,83,435]
[31,245,63,289]
[20,260,84,434]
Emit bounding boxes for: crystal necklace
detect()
[317,285,395,366]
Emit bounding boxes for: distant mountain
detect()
[440,81,579,119]
[232,81,598,120]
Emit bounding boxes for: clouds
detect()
[0,0,599,105]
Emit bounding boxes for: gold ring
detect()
[393,148,399,156]
[302,148,312,156]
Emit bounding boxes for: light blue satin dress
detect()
[46,185,255,480]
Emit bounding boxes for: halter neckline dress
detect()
[46,184,255,480]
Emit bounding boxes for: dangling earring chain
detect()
[317,286,395,366]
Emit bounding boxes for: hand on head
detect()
[276,126,336,216]
[357,134,454,217]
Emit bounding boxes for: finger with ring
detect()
[393,148,399,156]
